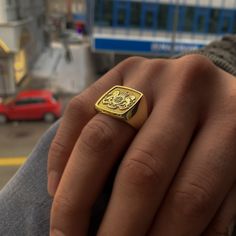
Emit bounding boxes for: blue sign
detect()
[93,37,205,55]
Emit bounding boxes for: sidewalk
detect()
[31,46,61,80]
[31,42,97,94]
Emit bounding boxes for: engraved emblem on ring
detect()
[102,90,136,110]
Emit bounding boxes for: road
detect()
[0,122,51,189]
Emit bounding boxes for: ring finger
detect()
[50,58,156,236]
[97,85,200,236]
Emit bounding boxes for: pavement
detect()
[31,42,97,94]
[0,122,51,189]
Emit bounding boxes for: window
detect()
[183,6,195,32]
[218,10,234,34]
[130,2,141,28]
[209,9,220,33]
[157,4,168,30]
[112,1,131,27]
[15,98,46,106]
[141,3,158,29]
[117,8,126,25]
[15,99,32,106]
[234,19,236,34]
[193,7,210,33]
[0,59,9,82]
[145,11,154,27]
[30,98,46,104]
[94,0,113,27]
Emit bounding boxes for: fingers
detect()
[47,66,123,196]
[97,90,199,236]
[47,56,147,197]
[149,117,236,236]
[50,114,136,235]
[202,183,236,236]
[50,57,154,235]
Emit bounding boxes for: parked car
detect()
[0,90,62,123]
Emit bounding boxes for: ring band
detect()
[95,85,148,129]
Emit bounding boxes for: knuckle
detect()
[144,58,167,74]
[49,138,67,157]
[176,54,216,93]
[117,56,147,74]
[139,59,168,82]
[79,118,114,153]
[121,147,163,188]
[52,194,77,221]
[180,54,215,76]
[66,95,87,117]
[122,56,146,66]
[171,182,212,218]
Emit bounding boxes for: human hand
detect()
[48,55,236,236]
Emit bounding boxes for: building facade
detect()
[91,0,236,56]
[0,0,47,96]
[48,0,86,28]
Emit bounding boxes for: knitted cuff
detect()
[173,35,236,76]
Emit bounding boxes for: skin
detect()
[47,55,236,236]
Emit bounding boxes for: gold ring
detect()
[95,85,148,129]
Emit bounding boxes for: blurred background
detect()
[0,0,236,188]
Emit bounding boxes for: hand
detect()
[48,55,236,236]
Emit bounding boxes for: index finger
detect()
[47,69,121,196]
[47,57,144,197]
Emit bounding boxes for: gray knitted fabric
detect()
[177,35,236,76]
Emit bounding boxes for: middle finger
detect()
[50,58,156,235]
[97,87,200,236]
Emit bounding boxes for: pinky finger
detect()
[202,183,236,236]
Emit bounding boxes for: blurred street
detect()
[0,122,51,189]
[0,37,101,189]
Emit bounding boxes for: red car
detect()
[0,90,62,123]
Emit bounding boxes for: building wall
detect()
[0,0,47,95]
[0,52,15,95]
[0,0,17,23]
[48,0,86,15]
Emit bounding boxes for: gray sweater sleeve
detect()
[176,35,236,76]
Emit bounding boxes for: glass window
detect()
[117,8,126,25]
[94,0,113,27]
[15,99,32,106]
[234,19,236,34]
[30,98,46,104]
[221,17,230,33]
[209,9,220,33]
[141,3,158,29]
[183,6,194,32]
[145,10,155,28]
[218,11,234,34]
[0,59,9,83]
[15,98,46,106]
[194,7,210,33]
[130,2,141,27]
[197,14,205,32]
[157,4,168,30]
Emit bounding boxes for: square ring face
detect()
[95,85,143,119]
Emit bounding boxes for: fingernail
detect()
[48,171,60,197]
[51,229,65,236]
[228,219,235,236]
